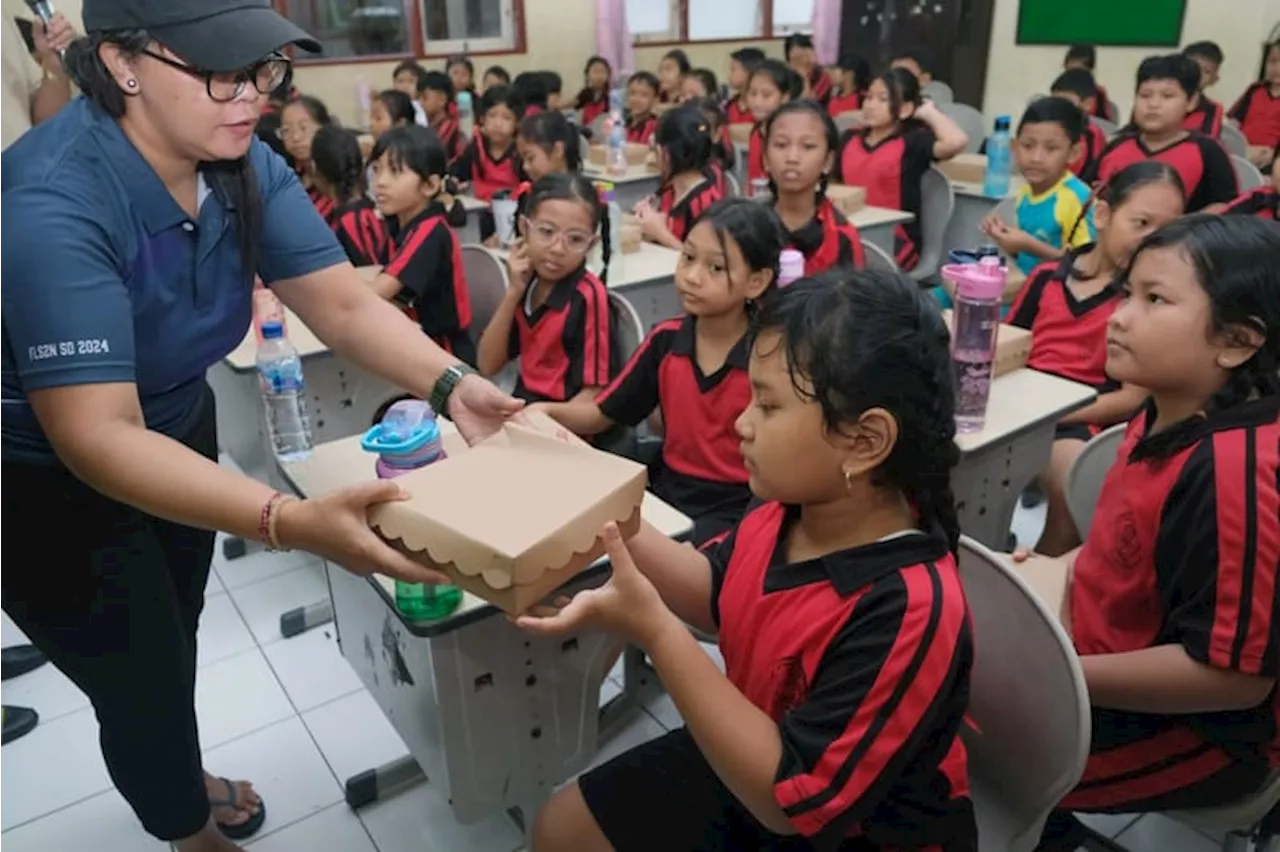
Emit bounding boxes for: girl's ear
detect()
[897,101,916,122]
[1093,198,1112,233]
[421,174,443,199]
[551,140,566,164]
[744,267,775,302]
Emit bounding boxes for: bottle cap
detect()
[360,400,441,457]
[941,255,1006,301]
[994,115,1011,131]
[778,249,806,286]
[260,321,284,340]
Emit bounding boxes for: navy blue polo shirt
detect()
[1,99,348,464]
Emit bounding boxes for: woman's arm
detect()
[1060,384,1145,426]
[1082,645,1276,714]
[915,100,969,159]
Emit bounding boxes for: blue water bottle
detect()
[983,115,1013,198]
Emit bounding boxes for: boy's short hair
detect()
[1018,95,1086,143]
[629,70,661,92]
[892,47,935,75]
[538,70,563,95]
[1182,41,1224,66]
[1136,53,1200,98]
[1064,44,1096,69]
[419,70,453,98]
[1051,68,1099,101]
[730,47,766,66]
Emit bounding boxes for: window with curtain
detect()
[688,0,762,40]
[274,0,523,60]
[772,0,814,34]
[627,0,813,43]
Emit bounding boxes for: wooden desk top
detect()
[492,241,680,290]
[951,177,1025,200]
[957,369,1096,454]
[848,205,916,228]
[582,163,663,185]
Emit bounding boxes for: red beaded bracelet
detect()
[259,492,294,552]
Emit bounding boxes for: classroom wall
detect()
[981,0,1277,125]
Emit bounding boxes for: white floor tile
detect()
[1077,812,1141,838]
[196,594,257,669]
[0,657,89,723]
[195,649,295,750]
[641,690,682,731]
[206,564,227,597]
[2,611,30,646]
[358,779,524,852]
[203,716,343,844]
[229,563,330,647]
[0,789,168,852]
[302,689,409,784]
[585,710,667,775]
[215,540,322,593]
[1114,814,1223,852]
[245,802,376,851]
[263,626,363,713]
[0,707,111,830]
[1011,501,1047,551]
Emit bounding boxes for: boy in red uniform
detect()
[1051,69,1109,179]
[1181,41,1226,138]
[725,47,765,126]
[1064,44,1114,121]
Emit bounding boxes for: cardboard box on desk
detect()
[936,153,988,184]
[940,310,1032,377]
[825,184,867,215]
[587,143,652,167]
[367,423,648,615]
[728,123,753,145]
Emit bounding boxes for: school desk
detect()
[944,177,1026,257]
[279,427,693,839]
[952,369,1096,549]
[848,205,917,257]
[581,162,663,211]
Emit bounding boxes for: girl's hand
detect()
[516,523,676,647]
[276,483,449,584]
[633,199,665,240]
[982,215,1029,255]
[506,240,533,294]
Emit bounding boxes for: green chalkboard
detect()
[1016,0,1187,47]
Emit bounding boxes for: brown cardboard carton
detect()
[367,423,648,614]
[587,144,607,167]
[940,310,1033,377]
[728,123,753,145]
[619,223,643,254]
[587,143,653,168]
[936,153,988,184]
[825,184,867,215]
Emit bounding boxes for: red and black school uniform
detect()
[328,198,390,268]
[306,184,335,222]
[1092,83,1113,120]
[578,502,977,850]
[384,202,476,365]
[1229,82,1280,150]
[808,67,834,106]
[1224,185,1279,220]
[827,90,861,118]
[779,198,867,275]
[657,169,725,243]
[746,123,767,185]
[1008,248,1122,442]
[1182,96,1225,138]
[594,316,752,544]
[1069,120,1108,181]
[626,112,658,145]
[1059,396,1280,814]
[450,135,524,201]
[429,113,466,165]
[835,125,934,270]
[508,264,618,403]
[579,91,609,128]
[725,97,754,126]
[1086,130,1238,212]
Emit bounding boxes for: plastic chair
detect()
[460,245,511,348]
[1063,423,1126,539]
[1221,122,1249,158]
[922,80,955,103]
[1232,154,1266,192]
[911,165,956,282]
[1090,115,1118,139]
[938,101,988,154]
[956,536,1091,852]
[1166,772,1280,852]
[608,291,645,363]
[1105,99,1121,123]
[724,170,742,198]
[834,111,862,133]
[860,239,899,273]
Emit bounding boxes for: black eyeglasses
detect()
[141,50,291,103]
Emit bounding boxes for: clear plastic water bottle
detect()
[360,400,462,621]
[750,177,772,200]
[602,183,625,281]
[777,249,805,287]
[943,256,1006,433]
[256,321,313,461]
[456,90,475,139]
[983,115,1013,198]
[607,116,627,175]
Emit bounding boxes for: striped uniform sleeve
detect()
[563,275,616,391]
[1187,136,1240,212]
[773,563,972,846]
[1154,425,1280,676]
[667,180,725,243]
[383,220,450,307]
[1007,265,1055,330]
[834,222,866,270]
[1224,189,1279,220]
[1057,182,1095,249]
[596,321,675,427]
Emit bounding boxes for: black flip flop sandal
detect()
[210,776,267,841]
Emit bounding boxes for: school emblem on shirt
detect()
[1109,508,1145,576]
[772,654,810,715]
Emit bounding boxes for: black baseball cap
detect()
[82,0,322,73]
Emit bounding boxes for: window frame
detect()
[273,0,528,66]
[631,0,814,46]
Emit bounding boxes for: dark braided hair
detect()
[527,172,612,284]
[1125,215,1280,462]
[519,110,582,171]
[691,198,786,313]
[751,269,962,554]
[311,126,366,204]
[764,100,840,205]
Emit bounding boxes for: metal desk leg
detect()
[954,424,1056,550]
[344,754,427,809]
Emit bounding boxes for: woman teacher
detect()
[0,2,521,850]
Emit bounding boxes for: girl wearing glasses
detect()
[477,173,621,404]
[0,3,521,851]
[278,94,333,217]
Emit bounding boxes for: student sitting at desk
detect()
[575,56,612,129]
[1086,54,1237,212]
[418,71,464,164]
[1181,41,1226,138]
[725,47,765,126]
[687,97,736,195]
[509,110,582,232]
[625,71,661,144]
[450,84,525,201]
[477,173,620,403]
[1008,162,1185,557]
[531,199,781,545]
[981,97,1095,276]
[1050,69,1109,180]
[785,34,832,106]
[679,67,719,104]
[1063,44,1113,121]
[767,101,866,274]
[633,104,725,250]
[1031,215,1280,851]
[391,60,429,126]
[1224,149,1279,220]
[835,67,968,271]
[1228,39,1280,167]
[520,269,977,852]
[746,59,801,186]
[368,126,476,365]
[827,52,869,118]
[310,126,389,268]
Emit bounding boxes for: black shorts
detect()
[579,727,882,851]
[1054,422,1095,443]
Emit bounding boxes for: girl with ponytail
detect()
[311,125,388,266]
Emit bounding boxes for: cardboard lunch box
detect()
[935,153,989,184]
[587,142,653,167]
[728,123,753,145]
[825,184,867,215]
[366,422,648,615]
[940,309,1033,378]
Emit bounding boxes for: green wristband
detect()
[429,363,478,418]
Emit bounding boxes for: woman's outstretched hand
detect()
[448,373,524,444]
[275,481,448,584]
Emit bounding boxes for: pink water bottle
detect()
[942,256,1005,433]
[777,249,805,287]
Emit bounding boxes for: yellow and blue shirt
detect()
[1013,172,1095,275]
